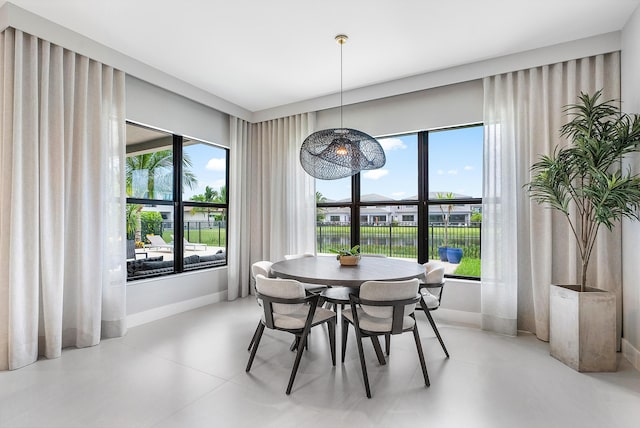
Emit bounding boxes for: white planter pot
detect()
[549,284,617,372]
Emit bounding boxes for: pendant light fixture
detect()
[300,34,386,180]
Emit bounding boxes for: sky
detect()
[316,125,483,201]
[183,142,227,200]
[179,125,483,202]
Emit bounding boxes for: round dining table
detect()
[270,255,425,288]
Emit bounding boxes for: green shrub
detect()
[140,211,163,240]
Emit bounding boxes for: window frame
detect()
[316,124,482,280]
[126,121,229,280]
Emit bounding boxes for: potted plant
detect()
[436,192,463,263]
[527,90,640,371]
[330,245,361,266]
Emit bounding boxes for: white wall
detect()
[316,80,483,136]
[127,267,228,327]
[255,32,620,123]
[126,76,230,148]
[621,5,640,371]
[125,76,232,323]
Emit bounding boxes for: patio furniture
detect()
[146,235,173,252]
[342,278,429,398]
[246,274,336,395]
[184,238,207,251]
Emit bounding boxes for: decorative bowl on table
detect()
[331,245,361,266]
[339,254,361,266]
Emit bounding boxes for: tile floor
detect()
[1,297,639,428]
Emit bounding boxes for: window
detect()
[316,124,483,279]
[126,122,228,281]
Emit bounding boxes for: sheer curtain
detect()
[227,117,252,300]
[482,52,621,340]
[0,29,126,370]
[227,113,316,299]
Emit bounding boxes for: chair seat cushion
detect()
[343,307,415,333]
[263,306,336,330]
[420,288,440,309]
[302,283,329,293]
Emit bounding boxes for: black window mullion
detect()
[351,172,360,248]
[417,131,428,264]
[173,134,184,272]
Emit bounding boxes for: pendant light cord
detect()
[340,39,343,129]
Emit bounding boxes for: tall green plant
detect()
[125,204,142,240]
[527,90,640,291]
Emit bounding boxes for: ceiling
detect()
[2,0,639,113]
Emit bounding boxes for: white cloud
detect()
[379,138,406,152]
[363,169,389,180]
[447,169,458,175]
[206,157,226,171]
[392,191,406,197]
[464,165,474,171]
[437,169,444,175]
[212,179,226,188]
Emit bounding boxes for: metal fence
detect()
[317,222,481,260]
[155,221,227,246]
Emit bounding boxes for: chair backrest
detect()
[423,262,445,284]
[255,274,306,315]
[251,261,274,279]
[283,252,314,260]
[358,278,420,319]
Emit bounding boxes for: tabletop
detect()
[270,255,425,288]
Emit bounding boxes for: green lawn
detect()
[453,257,481,277]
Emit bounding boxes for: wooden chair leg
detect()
[354,327,372,398]
[341,318,349,363]
[328,319,336,366]
[425,310,450,358]
[385,333,391,355]
[286,332,308,395]
[412,324,430,387]
[371,336,386,365]
[246,323,265,372]
[247,321,261,352]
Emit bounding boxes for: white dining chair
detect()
[246,274,336,394]
[247,261,275,351]
[418,261,449,357]
[342,278,429,398]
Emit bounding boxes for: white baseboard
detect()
[126,290,228,328]
[430,308,482,329]
[622,338,640,371]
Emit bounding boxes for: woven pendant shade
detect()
[300,128,386,180]
[299,34,386,180]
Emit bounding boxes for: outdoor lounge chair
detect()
[146,235,173,251]
[184,238,207,251]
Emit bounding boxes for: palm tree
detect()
[126,150,197,198]
[217,185,227,203]
[190,185,219,220]
[316,191,327,222]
